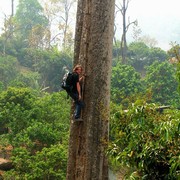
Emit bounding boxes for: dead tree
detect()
[116,0,137,64]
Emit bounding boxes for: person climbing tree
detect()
[67,64,85,121]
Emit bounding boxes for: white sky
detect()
[116,0,180,50]
[0,0,19,28]
[129,0,180,17]
[0,0,18,15]
[0,0,180,50]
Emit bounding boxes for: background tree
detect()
[145,61,180,106]
[139,35,158,48]
[0,56,19,89]
[115,0,137,64]
[132,24,142,42]
[42,0,77,50]
[111,62,144,106]
[66,0,115,179]
[128,42,167,74]
[127,42,149,73]
[11,0,14,16]
[14,0,49,49]
[36,48,73,92]
[168,43,180,93]
[0,0,16,55]
[10,71,40,90]
[0,14,15,55]
[57,0,77,50]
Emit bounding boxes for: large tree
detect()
[14,0,49,48]
[66,0,115,179]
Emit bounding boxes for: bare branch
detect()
[126,19,137,32]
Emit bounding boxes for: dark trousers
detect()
[67,91,84,119]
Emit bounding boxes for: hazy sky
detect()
[0,0,180,50]
[116,0,180,50]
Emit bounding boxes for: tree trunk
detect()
[121,0,127,64]
[11,0,14,16]
[66,0,115,179]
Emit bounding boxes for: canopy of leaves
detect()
[14,0,49,47]
[0,56,19,89]
[145,61,180,106]
[127,42,168,72]
[111,63,144,106]
[0,87,70,179]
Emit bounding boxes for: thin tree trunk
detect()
[121,0,127,64]
[11,0,14,16]
[66,0,115,179]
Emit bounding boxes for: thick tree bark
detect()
[66,0,115,179]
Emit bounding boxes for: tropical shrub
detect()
[109,102,180,179]
[4,144,67,180]
[0,87,70,179]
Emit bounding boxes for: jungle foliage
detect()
[0,88,70,179]
[109,102,180,179]
[0,0,180,179]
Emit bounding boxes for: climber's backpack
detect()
[61,72,73,92]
